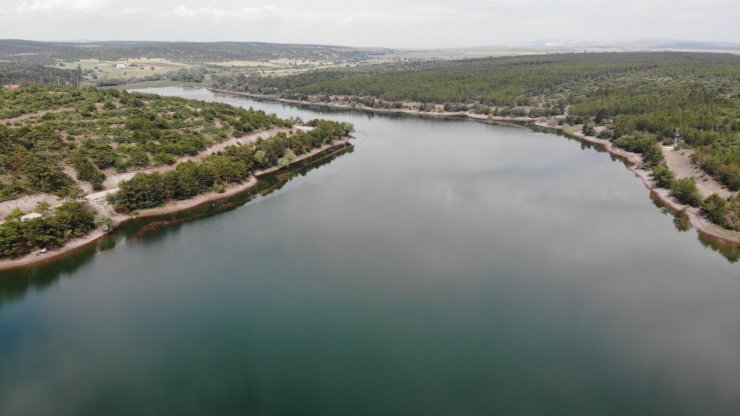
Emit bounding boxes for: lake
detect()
[1,87,738,415]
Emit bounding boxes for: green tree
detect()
[671,177,702,207]
[723,197,740,231]
[701,194,727,225]
[651,163,675,189]
[94,215,114,231]
[5,208,23,221]
[35,201,52,216]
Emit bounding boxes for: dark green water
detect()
[1,88,738,415]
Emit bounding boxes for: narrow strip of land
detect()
[0,135,350,271]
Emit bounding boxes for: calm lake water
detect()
[1,87,738,415]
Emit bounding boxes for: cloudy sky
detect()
[0,0,737,48]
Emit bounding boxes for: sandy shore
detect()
[0,229,109,272]
[531,121,740,246]
[661,146,732,198]
[0,137,351,271]
[4,89,737,269]
[213,90,739,246]
[210,89,534,122]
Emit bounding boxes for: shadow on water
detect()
[0,145,354,306]
[649,191,739,263]
[698,233,740,263]
[530,121,738,264]
[525,122,612,155]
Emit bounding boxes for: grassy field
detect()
[51,58,193,84]
[48,57,354,88]
[207,58,356,78]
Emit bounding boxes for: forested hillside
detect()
[0,40,389,64]
[0,85,290,198]
[214,52,740,232]
[110,119,353,212]
[0,84,354,260]
[0,61,78,85]
[215,52,739,191]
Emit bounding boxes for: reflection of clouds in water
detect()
[2,87,739,415]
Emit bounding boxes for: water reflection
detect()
[0,146,353,306]
[699,233,740,263]
[649,190,738,262]
[1,88,739,416]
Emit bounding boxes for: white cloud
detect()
[301,4,455,28]
[172,4,282,21]
[17,0,109,14]
[121,7,149,15]
[239,5,283,20]
[172,5,229,20]
[1,0,737,47]
[15,0,145,16]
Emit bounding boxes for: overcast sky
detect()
[0,0,737,48]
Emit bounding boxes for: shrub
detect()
[651,163,675,189]
[613,133,664,167]
[671,177,702,207]
[723,197,740,231]
[701,193,727,224]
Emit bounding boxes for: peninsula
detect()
[0,85,353,269]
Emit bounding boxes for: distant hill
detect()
[0,39,392,63]
[0,61,76,85]
[463,39,740,53]
[654,41,740,52]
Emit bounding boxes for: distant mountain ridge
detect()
[462,38,740,52]
[654,41,740,51]
[0,39,392,63]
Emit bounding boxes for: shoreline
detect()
[3,87,737,271]
[535,123,740,246]
[0,136,351,272]
[212,89,740,246]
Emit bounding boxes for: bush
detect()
[112,120,354,212]
[597,129,612,139]
[582,122,595,136]
[0,201,95,259]
[651,163,675,189]
[671,177,702,207]
[74,156,106,189]
[723,197,740,231]
[613,133,664,167]
[701,193,727,224]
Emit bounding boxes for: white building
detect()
[116,63,126,70]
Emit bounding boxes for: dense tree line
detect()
[94,68,210,88]
[0,40,388,64]
[215,52,738,106]
[215,52,740,229]
[649,158,740,231]
[0,201,96,259]
[0,61,79,85]
[701,194,740,231]
[612,133,664,167]
[215,53,738,190]
[169,68,208,83]
[110,120,353,211]
[693,143,740,191]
